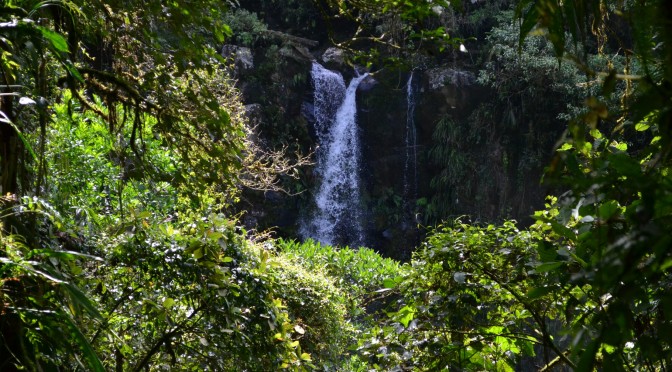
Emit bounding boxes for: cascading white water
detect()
[403,72,418,202]
[311,63,346,146]
[301,62,368,247]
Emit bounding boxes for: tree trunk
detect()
[1,94,19,195]
[1,88,22,372]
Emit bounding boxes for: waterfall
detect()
[403,71,418,204]
[301,62,368,247]
[311,63,346,146]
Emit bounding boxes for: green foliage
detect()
[478,12,589,103]
[3,108,350,370]
[277,239,407,369]
[515,0,672,366]
[427,10,607,223]
[314,0,463,67]
[360,211,669,370]
[372,187,404,227]
[1,196,105,371]
[356,221,553,370]
[87,211,318,371]
[3,0,672,371]
[277,239,404,303]
[2,2,330,369]
[222,9,268,47]
[268,251,357,368]
[364,1,672,370]
[255,0,321,36]
[1,0,245,197]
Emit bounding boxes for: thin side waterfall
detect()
[301,62,368,247]
[403,71,418,204]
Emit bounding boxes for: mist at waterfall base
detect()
[300,62,368,248]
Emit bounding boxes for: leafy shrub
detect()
[222,9,268,47]
[276,239,404,304]
[4,88,343,370]
[276,239,407,369]
[0,196,105,371]
[269,252,356,368]
[356,220,553,370]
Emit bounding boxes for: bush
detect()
[277,239,404,306]
[276,239,407,368]
[355,220,548,370]
[269,252,356,368]
[222,9,268,47]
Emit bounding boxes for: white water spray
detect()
[311,63,345,145]
[302,62,368,247]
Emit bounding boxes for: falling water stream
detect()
[403,71,418,203]
[301,62,368,247]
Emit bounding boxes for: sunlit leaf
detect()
[37,26,69,53]
[163,297,175,308]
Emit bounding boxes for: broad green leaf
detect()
[527,286,554,299]
[64,61,84,82]
[558,142,573,151]
[609,153,641,178]
[396,305,416,328]
[577,340,599,372]
[0,111,38,161]
[64,282,101,319]
[61,313,106,372]
[536,262,564,273]
[598,201,620,220]
[163,297,175,308]
[635,122,650,131]
[37,26,69,53]
[382,278,396,288]
[550,221,575,241]
[36,249,103,262]
[517,337,536,356]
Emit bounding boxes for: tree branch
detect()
[131,303,206,372]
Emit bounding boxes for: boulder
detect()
[321,47,346,66]
[358,75,378,92]
[278,45,313,63]
[425,67,476,90]
[221,45,254,72]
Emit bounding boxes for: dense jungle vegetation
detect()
[1,0,671,370]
